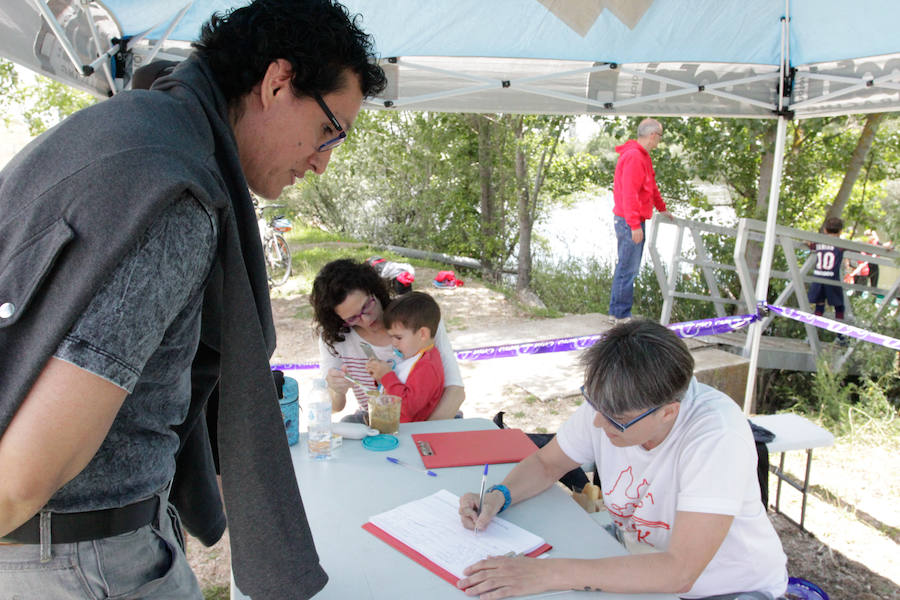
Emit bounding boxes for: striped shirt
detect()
[317,320,463,411]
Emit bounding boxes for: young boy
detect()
[808,216,849,326]
[366,292,445,422]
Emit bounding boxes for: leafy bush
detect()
[530,256,612,314]
[773,355,899,441]
[530,253,719,324]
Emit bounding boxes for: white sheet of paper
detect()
[368,489,546,579]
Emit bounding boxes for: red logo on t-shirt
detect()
[605,466,671,546]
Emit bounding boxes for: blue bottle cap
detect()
[362,434,399,451]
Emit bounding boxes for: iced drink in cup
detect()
[368,394,401,434]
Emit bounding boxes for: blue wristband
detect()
[487,484,511,513]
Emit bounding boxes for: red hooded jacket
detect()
[612,139,666,230]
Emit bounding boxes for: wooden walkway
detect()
[696,331,826,373]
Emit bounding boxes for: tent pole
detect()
[743,115,788,414]
[30,0,88,75]
[143,2,194,66]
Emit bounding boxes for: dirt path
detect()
[187,270,900,599]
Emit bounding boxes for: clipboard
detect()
[362,522,552,586]
[411,428,538,469]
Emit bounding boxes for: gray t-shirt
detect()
[49,193,217,512]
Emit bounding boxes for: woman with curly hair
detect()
[311,259,465,422]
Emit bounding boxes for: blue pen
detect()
[386,456,437,477]
[474,463,488,534]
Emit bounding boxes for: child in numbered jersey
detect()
[808,217,849,322]
[366,292,445,422]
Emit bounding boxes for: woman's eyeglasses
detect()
[342,295,376,327]
[580,386,662,432]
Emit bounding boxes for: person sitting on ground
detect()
[458,319,788,600]
[808,217,849,329]
[365,292,445,422]
[311,259,464,423]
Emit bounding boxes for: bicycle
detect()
[256,202,293,287]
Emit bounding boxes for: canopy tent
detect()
[1,0,899,118]
[1,0,898,407]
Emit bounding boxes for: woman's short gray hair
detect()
[580,319,693,416]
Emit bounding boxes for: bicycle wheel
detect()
[266,233,292,286]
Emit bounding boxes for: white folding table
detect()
[749,413,835,530]
[231,417,678,600]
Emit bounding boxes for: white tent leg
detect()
[743,115,788,414]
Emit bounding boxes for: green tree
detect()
[288,110,598,294]
[1,58,95,135]
[21,76,95,135]
[824,113,887,227]
[0,59,19,122]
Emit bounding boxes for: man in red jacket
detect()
[609,118,671,320]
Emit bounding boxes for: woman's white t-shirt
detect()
[318,319,463,411]
[556,378,788,599]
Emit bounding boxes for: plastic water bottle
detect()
[279,376,299,446]
[306,378,332,459]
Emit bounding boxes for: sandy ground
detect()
[187,268,900,599]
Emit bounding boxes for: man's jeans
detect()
[0,487,202,599]
[609,216,646,319]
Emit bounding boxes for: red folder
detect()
[362,522,551,586]
[411,428,538,469]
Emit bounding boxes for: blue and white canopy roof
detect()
[1,0,898,118]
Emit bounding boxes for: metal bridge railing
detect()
[647,213,900,364]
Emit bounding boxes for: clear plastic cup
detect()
[368,394,402,434]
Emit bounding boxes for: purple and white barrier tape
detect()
[764,303,900,351]
[454,334,603,362]
[667,313,760,338]
[454,313,763,362]
[271,361,319,371]
[270,305,896,372]
[272,314,759,371]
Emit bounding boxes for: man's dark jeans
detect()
[609,216,646,319]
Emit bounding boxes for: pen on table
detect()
[386,456,437,477]
[474,463,488,535]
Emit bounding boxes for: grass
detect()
[203,585,229,600]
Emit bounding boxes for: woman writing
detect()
[310,259,465,421]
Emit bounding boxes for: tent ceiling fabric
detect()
[0,0,898,117]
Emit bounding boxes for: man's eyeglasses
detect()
[313,91,347,152]
[580,386,662,432]
[342,295,376,327]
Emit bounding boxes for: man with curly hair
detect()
[0,1,385,598]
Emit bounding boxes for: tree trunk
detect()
[824,112,886,225]
[514,117,533,292]
[747,123,778,276]
[474,114,502,282]
[514,117,567,296]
